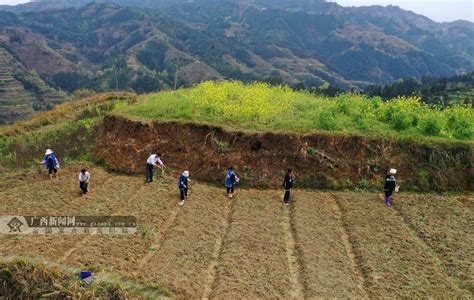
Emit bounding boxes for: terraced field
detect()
[0,164,472,298]
[0,46,67,124]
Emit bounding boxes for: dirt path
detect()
[281,203,305,299]
[202,194,235,300]
[333,192,470,298]
[134,204,180,271]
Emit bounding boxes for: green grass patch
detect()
[117,81,474,141]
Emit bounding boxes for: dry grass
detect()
[292,191,367,298]
[210,190,290,299]
[0,165,472,298]
[333,192,471,298]
[0,259,132,299]
[394,194,474,293]
[0,92,136,137]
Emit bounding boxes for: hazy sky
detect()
[332,0,473,22]
[0,0,472,23]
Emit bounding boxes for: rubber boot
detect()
[385,196,391,206]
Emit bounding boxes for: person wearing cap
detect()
[283,168,295,206]
[41,149,60,180]
[145,153,166,185]
[225,167,239,199]
[78,169,90,195]
[383,168,397,206]
[178,171,191,206]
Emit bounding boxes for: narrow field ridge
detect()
[330,193,369,298]
[135,205,180,271]
[202,197,235,299]
[283,204,305,299]
[332,194,375,297]
[390,195,471,293]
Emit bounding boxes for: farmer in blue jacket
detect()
[225,167,239,199]
[178,171,190,206]
[42,149,60,180]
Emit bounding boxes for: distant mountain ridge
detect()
[0,0,473,123]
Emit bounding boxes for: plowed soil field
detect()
[0,164,472,298]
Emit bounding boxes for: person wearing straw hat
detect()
[41,149,60,180]
[178,170,191,206]
[383,168,398,206]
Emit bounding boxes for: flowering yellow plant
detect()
[120,81,473,140]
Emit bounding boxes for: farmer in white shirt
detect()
[146,153,166,185]
[78,169,90,195]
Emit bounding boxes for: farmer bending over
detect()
[41,149,60,180]
[145,152,165,185]
[178,170,190,206]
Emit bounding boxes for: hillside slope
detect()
[0,91,472,298]
[0,1,473,122]
[0,46,67,124]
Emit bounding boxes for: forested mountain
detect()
[0,0,473,123]
[365,72,474,106]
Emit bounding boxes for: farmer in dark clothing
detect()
[383,168,397,206]
[42,149,60,180]
[283,168,295,205]
[145,153,165,185]
[178,171,190,206]
[225,167,239,199]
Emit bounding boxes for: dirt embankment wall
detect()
[95,115,473,192]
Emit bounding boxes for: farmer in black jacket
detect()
[283,168,295,206]
[383,168,397,206]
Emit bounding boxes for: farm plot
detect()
[137,182,230,298]
[209,190,291,299]
[394,194,474,293]
[0,165,472,299]
[292,191,367,298]
[333,192,470,298]
[0,165,139,262]
[66,175,187,278]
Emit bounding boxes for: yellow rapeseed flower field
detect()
[119,81,473,140]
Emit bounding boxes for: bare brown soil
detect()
[95,115,472,192]
[292,191,367,298]
[209,190,291,299]
[0,164,472,298]
[333,192,471,298]
[394,194,474,293]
